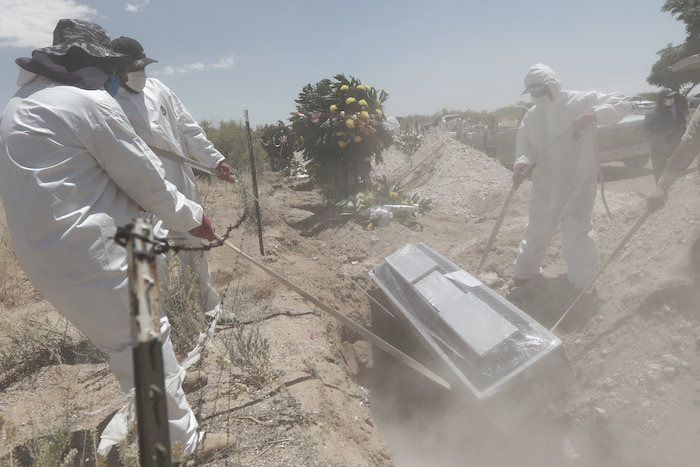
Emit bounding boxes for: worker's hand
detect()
[216,161,236,183]
[572,108,597,131]
[512,162,530,190]
[188,214,216,241]
[646,188,667,211]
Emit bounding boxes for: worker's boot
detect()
[195,432,233,461]
[182,369,208,393]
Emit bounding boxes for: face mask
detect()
[532,94,552,107]
[105,73,120,96]
[126,70,147,93]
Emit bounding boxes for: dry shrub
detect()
[224,323,281,389]
[0,223,24,308]
[159,256,209,358]
[0,316,103,391]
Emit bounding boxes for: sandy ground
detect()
[1,129,699,466]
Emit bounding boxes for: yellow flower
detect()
[356,85,365,90]
[346,97,356,105]
[346,119,355,129]
[389,191,398,198]
[359,99,368,107]
[338,140,347,147]
[340,85,349,91]
[376,109,383,117]
[366,192,375,201]
[330,104,337,112]
[355,136,363,143]
[361,111,370,120]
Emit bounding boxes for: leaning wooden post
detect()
[244,109,265,256]
[126,218,172,466]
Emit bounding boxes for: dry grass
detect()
[159,256,210,359]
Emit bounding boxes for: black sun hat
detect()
[35,19,130,64]
[111,37,158,68]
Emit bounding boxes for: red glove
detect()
[572,108,597,130]
[216,161,236,183]
[188,214,216,241]
[512,162,530,190]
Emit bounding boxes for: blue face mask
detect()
[105,73,120,96]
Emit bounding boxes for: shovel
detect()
[477,185,516,273]
[550,206,653,332]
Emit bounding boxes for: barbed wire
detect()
[113,223,236,254]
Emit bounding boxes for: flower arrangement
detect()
[290,74,393,201]
[337,176,432,229]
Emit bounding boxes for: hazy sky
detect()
[0,0,689,126]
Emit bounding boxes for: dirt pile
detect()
[374,129,515,219]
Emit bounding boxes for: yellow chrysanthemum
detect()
[340,85,349,91]
[346,97,356,105]
[361,111,370,120]
[338,140,347,147]
[376,109,383,117]
[330,104,337,112]
[356,85,366,90]
[355,136,363,143]
[345,119,355,129]
[358,99,368,107]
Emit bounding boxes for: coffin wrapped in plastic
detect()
[369,243,573,427]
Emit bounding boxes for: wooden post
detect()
[244,110,265,256]
[127,218,172,467]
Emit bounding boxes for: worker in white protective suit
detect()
[0,19,229,460]
[111,36,236,325]
[647,101,700,285]
[511,63,632,293]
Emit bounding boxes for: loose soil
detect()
[1,129,699,466]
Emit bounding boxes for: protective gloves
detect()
[188,214,216,241]
[512,161,530,190]
[216,161,236,183]
[572,108,597,131]
[646,171,681,211]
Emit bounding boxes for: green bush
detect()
[260,121,295,173]
[289,74,393,201]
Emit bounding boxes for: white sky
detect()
[0,0,689,126]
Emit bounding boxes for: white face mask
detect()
[125,70,147,92]
[532,94,552,108]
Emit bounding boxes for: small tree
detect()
[260,121,295,173]
[289,74,393,201]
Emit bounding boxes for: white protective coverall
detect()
[0,73,203,454]
[513,64,632,288]
[115,77,224,318]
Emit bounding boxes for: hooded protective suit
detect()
[115,77,224,317]
[0,72,203,453]
[513,64,632,288]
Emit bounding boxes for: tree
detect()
[289,74,393,201]
[200,119,265,172]
[649,1,700,94]
[662,0,700,39]
[260,121,295,173]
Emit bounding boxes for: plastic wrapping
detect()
[369,243,573,428]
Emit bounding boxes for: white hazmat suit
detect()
[115,77,224,318]
[0,72,204,454]
[513,64,632,289]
